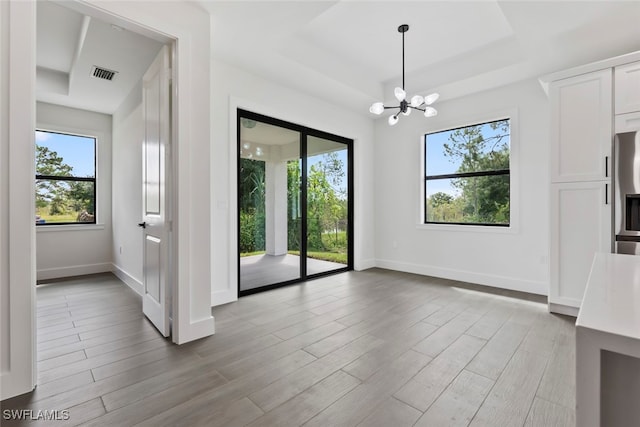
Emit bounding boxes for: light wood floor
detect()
[1,269,576,426]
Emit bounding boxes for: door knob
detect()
[138,221,147,229]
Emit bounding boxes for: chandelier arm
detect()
[409,105,426,112]
[383,105,400,110]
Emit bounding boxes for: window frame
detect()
[423,117,512,228]
[35,129,97,226]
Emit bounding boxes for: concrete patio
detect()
[240,253,346,291]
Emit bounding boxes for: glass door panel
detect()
[239,117,301,292]
[306,135,350,276]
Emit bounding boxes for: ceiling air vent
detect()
[91,66,118,81]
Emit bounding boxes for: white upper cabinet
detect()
[615,61,640,114]
[550,69,612,183]
[615,111,640,133]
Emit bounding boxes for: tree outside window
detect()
[425,119,510,226]
[35,130,96,225]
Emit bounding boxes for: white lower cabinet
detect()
[550,181,612,313]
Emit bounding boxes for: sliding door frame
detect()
[237,109,354,296]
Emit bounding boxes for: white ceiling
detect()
[36,1,640,117]
[36,0,165,115]
[198,0,640,113]
[241,120,301,146]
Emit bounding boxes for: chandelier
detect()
[369,24,439,125]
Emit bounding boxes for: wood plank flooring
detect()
[1,269,576,426]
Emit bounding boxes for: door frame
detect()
[236,109,354,297]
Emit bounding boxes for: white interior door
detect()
[141,45,171,337]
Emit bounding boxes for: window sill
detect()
[416,223,517,234]
[36,224,105,233]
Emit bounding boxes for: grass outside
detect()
[288,250,347,264]
[240,251,266,257]
[240,250,347,264]
[36,207,79,223]
[240,231,348,264]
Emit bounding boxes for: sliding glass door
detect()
[305,135,350,276]
[238,116,302,292]
[238,110,353,295]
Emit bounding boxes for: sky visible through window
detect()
[425,121,510,197]
[36,131,95,177]
[307,148,348,195]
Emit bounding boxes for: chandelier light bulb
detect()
[410,95,424,108]
[424,93,440,105]
[394,87,406,102]
[424,106,438,117]
[369,102,385,115]
[368,25,440,125]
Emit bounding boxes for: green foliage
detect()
[239,210,265,253]
[289,250,347,264]
[306,152,347,252]
[68,181,95,214]
[428,120,510,225]
[427,193,464,223]
[240,151,348,259]
[287,153,348,253]
[430,192,454,207]
[287,160,301,251]
[35,144,94,222]
[36,145,73,176]
[36,145,72,211]
[239,158,265,212]
[239,250,266,258]
[239,158,267,253]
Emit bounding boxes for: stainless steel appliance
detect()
[614,131,640,255]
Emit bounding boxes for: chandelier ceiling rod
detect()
[401,24,406,91]
[368,24,439,126]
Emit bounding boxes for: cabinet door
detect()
[550,181,612,308]
[550,70,612,183]
[615,61,640,114]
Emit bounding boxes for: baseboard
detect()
[548,302,579,317]
[111,263,143,296]
[375,258,547,296]
[37,262,112,281]
[355,258,376,271]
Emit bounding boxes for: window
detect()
[35,130,96,225]
[424,118,510,226]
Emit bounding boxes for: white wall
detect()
[36,102,113,280]
[111,82,144,294]
[210,59,376,305]
[374,79,550,295]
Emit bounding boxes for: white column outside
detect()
[265,160,288,256]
